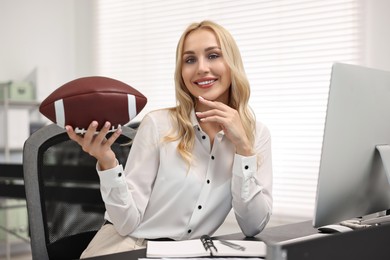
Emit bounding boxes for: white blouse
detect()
[97,109,273,240]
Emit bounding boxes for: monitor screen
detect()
[313,63,390,227]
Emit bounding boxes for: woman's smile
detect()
[194,78,217,88]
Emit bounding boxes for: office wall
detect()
[363,0,390,70]
[0,0,77,100]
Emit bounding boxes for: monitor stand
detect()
[339,145,390,228]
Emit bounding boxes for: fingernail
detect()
[198,96,205,100]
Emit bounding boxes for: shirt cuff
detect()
[97,163,125,188]
[233,154,257,200]
[233,154,257,179]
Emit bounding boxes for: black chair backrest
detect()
[23,124,137,259]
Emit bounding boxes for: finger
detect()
[83,121,99,143]
[199,114,229,126]
[94,121,111,144]
[196,109,226,119]
[105,125,123,147]
[65,125,83,143]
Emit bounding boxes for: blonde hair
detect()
[165,20,256,165]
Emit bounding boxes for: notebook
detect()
[146,235,266,258]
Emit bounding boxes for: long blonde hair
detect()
[165,20,256,165]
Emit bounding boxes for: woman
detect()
[66,20,273,258]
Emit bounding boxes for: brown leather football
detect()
[39,76,147,134]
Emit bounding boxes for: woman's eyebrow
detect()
[205,46,221,52]
[183,46,221,56]
[183,50,195,55]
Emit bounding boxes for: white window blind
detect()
[95,0,362,224]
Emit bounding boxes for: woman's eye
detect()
[185,57,196,64]
[208,53,220,59]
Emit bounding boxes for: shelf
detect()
[0,100,40,109]
[0,100,40,106]
[1,79,43,155]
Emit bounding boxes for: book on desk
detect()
[146,235,266,258]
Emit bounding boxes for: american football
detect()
[39,76,147,134]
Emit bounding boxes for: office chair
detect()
[23,124,137,260]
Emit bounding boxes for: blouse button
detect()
[244,165,249,170]
[187,229,192,233]
[202,135,206,140]
[118,172,122,177]
[206,179,210,184]
[211,155,215,160]
[198,205,202,210]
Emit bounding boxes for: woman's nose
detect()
[197,58,210,74]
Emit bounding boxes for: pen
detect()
[219,240,246,251]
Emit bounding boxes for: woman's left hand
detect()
[196,96,254,156]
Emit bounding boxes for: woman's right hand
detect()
[65,121,123,170]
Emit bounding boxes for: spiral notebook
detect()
[146,235,266,258]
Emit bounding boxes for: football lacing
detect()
[74,125,122,135]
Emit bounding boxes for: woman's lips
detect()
[195,79,216,88]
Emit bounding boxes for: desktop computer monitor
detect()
[313,63,390,228]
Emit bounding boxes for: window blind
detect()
[95,0,362,224]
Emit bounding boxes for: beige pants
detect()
[80,224,147,259]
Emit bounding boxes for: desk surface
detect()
[86,220,318,260]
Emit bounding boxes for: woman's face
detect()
[181,28,231,109]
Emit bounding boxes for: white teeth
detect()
[197,80,215,85]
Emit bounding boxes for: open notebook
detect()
[146,235,266,258]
